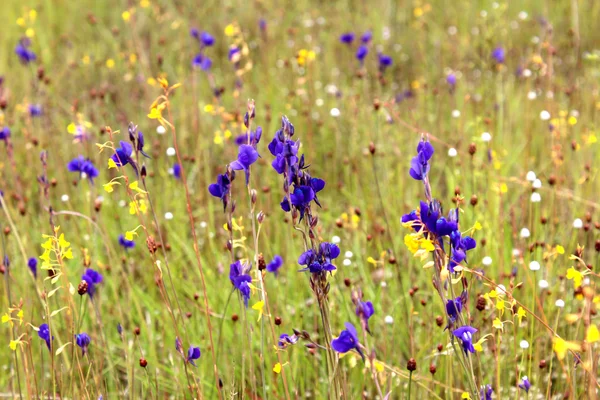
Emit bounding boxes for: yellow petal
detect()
[586,325,600,343]
[108,158,118,169]
[273,362,282,373]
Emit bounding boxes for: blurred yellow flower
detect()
[553,337,581,360]
[586,325,599,343]
[106,59,115,69]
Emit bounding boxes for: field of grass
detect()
[1,0,600,398]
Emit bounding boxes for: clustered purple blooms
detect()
[266,255,283,275]
[229,260,252,307]
[82,268,103,298]
[492,46,505,64]
[112,124,150,173]
[445,292,467,330]
[378,53,393,72]
[208,172,233,211]
[118,234,135,249]
[191,29,214,71]
[297,243,340,274]
[15,39,36,64]
[38,323,53,350]
[452,325,477,354]
[28,257,38,278]
[234,127,262,146]
[269,117,326,220]
[278,333,299,348]
[408,139,434,181]
[331,322,364,359]
[173,163,181,179]
[186,346,201,366]
[75,332,91,355]
[67,156,99,183]
[29,104,42,117]
[0,127,10,141]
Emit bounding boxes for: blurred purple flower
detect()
[339,32,355,44]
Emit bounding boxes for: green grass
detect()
[1,0,600,398]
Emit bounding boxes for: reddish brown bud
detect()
[407,358,417,372]
[139,358,148,368]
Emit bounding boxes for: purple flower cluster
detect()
[297,242,340,274]
[339,30,392,71]
[67,156,99,183]
[82,268,103,298]
[229,260,252,307]
[15,39,36,64]
[191,29,214,71]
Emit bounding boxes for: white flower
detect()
[519,228,530,238]
[523,69,532,77]
[496,284,507,296]
[512,248,521,257]
[156,125,166,135]
[384,315,394,324]
[315,98,324,107]
[343,259,351,266]
[118,200,127,207]
[540,110,551,121]
[61,194,69,202]
[525,171,536,182]
[452,109,461,118]
[448,148,458,157]
[344,251,353,258]
[573,218,583,229]
[330,108,340,117]
[527,91,537,100]
[331,235,341,244]
[519,340,530,349]
[200,221,207,229]
[518,11,528,20]
[166,147,176,156]
[165,212,174,220]
[555,299,565,308]
[530,192,541,203]
[532,179,542,189]
[538,279,549,289]
[529,261,540,271]
[481,132,492,142]
[482,256,492,266]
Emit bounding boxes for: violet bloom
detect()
[192,54,212,71]
[298,242,340,274]
[266,255,283,275]
[38,323,53,350]
[15,40,36,64]
[173,163,181,179]
[518,376,531,393]
[118,234,135,249]
[75,332,91,355]
[356,45,368,63]
[230,144,259,184]
[259,18,267,31]
[0,127,10,141]
[331,322,364,359]
[82,268,103,298]
[480,384,493,400]
[447,73,457,86]
[228,46,241,62]
[29,104,42,117]
[278,333,299,348]
[67,156,99,183]
[208,173,232,210]
[492,47,505,63]
[28,257,38,278]
[453,325,477,354]
[378,53,393,72]
[355,301,374,333]
[409,139,434,181]
[339,32,355,44]
[229,261,252,307]
[445,296,463,329]
[187,346,201,366]
[200,32,214,47]
[361,31,372,43]
[111,141,133,167]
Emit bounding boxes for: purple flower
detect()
[453,325,477,354]
[339,32,355,44]
[235,127,262,147]
[67,156,99,183]
[378,53,393,72]
[356,45,369,62]
[135,130,150,159]
[0,127,11,141]
[75,332,91,355]
[278,333,299,348]
[28,257,38,277]
[229,261,252,307]
[38,323,53,350]
[331,322,363,359]
[111,141,133,167]
[480,384,493,400]
[82,268,103,298]
[492,47,505,64]
[230,144,259,184]
[15,40,36,64]
[361,31,372,43]
[518,376,531,393]
[228,46,241,63]
[173,163,181,179]
[192,54,212,71]
[208,173,232,209]
[29,104,42,117]
[190,28,200,39]
[447,73,457,86]
[187,346,201,366]
[445,296,463,328]
[355,301,374,333]
[409,140,434,180]
[259,18,267,31]
[297,243,340,274]
[200,32,214,47]
[118,234,135,249]
[266,255,283,275]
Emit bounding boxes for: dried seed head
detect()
[468,143,477,155]
[78,281,88,296]
[258,253,266,271]
[476,295,486,311]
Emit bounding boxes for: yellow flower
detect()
[140,0,150,7]
[107,158,118,169]
[553,337,581,360]
[106,59,115,69]
[129,181,147,193]
[25,28,35,38]
[252,301,265,322]
[404,234,419,254]
[566,267,583,288]
[516,307,526,325]
[224,23,237,37]
[461,393,471,400]
[556,245,565,255]
[586,325,599,343]
[122,11,131,21]
[492,318,504,331]
[1,313,12,326]
[103,181,120,193]
[9,340,19,351]
[273,362,282,373]
[420,238,435,252]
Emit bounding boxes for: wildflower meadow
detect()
[2,0,600,398]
